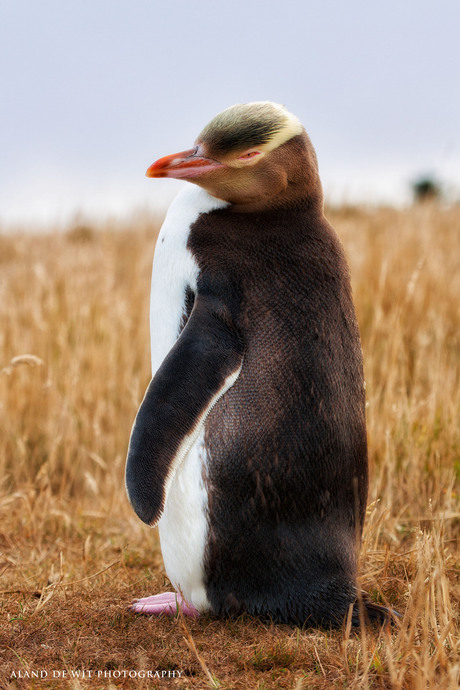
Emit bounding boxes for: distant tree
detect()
[412,175,442,203]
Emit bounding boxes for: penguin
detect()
[125,102,386,627]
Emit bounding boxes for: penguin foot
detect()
[130,592,200,618]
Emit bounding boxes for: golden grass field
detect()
[0,202,459,689]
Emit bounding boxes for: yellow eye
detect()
[238,151,261,161]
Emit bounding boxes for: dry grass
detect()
[0,202,458,689]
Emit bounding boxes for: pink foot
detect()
[130,591,200,618]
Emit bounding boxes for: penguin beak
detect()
[146,148,223,179]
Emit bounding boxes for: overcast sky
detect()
[1,0,459,228]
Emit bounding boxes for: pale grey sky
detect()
[1,0,459,227]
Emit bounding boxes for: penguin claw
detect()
[129,592,200,618]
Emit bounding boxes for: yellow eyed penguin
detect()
[125,102,387,626]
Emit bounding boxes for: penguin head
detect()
[146,102,323,211]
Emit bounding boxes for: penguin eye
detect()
[237,151,261,161]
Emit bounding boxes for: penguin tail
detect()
[350,593,401,628]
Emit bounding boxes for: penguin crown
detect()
[197,101,303,157]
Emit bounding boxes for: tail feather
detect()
[351,593,401,628]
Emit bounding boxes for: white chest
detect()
[149,184,228,375]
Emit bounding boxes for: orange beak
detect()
[146,148,223,179]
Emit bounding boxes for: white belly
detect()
[149,184,228,610]
[158,429,210,610]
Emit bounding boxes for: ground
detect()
[0,203,459,688]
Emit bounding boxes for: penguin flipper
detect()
[125,286,244,527]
